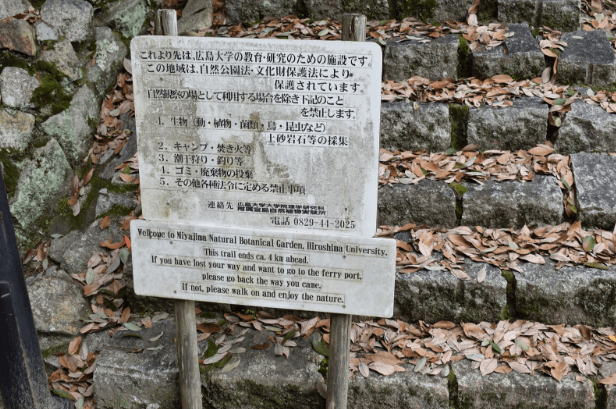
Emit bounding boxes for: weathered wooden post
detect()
[326,14,367,409]
[155,10,203,409]
[0,170,70,409]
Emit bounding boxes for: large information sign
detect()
[131,37,382,238]
[131,220,395,316]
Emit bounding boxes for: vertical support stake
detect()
[326,13,366,409]
[157,9,202,409]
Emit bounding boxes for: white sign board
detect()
[131,36,382,237]
[131,220,396,317]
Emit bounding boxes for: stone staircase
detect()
[2,0,616,407]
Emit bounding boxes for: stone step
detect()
[90,317,616,409]
[380,97,616,155]
[497,0,581,32]
[378,175,565,229]
[222,0,577,32]
[392,253,616,327]
[471,22,545,81]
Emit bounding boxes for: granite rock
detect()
[382,35,459,81]
[39,40,82,81]
[453,359,595,409]
[558,30,616,86]
[41,85,98,165]
[178,0,213,35]
[394,258,507,323]
[338,0,390,19]
[570,153,616,230]
[461,176,563,228]
[0,17,36,56]
[556,101,616,153]
[9,138,73,243]
[380,101,451,151]
[225,0,302,24]
[103,0,148,39]
[95,187,138,218]
[40,0,93,42]
[377,180,457,229]
[467,97,548,150]
[348,367,449,409]
[0,108,36,152]
[472,23,545,80]
[498,0,581,31]
[0,67,38,108]
[431,0,474,21]
[49,217,126,276]
[86,27,127,94]
[0,0,30,20]
[514,258,616,327]
[204,330,323,408]
[27,269,87,351]
[34,20,57,41]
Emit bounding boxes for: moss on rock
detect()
[449,104,468,150]
[391,0,437,21]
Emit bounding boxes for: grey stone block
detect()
[103,0,148,39]
[178,0,213,35]
[380,101,451,151]
[461,176,563,228]
[94,319,204,409]
[0,0,30,20]
[341,0,390,19]
[394,258,507,323]
[205,330,323,408]
[556,101,616,154]
[27,270,88,351]
[571,153,616,230]
[225,0,302,24]
[558,30,616,86]
[40,0,93,42]
[95,188,139,218]
[377,180,457,229]
[498,0,580,31]
[0,67,38,108]
[467,97,548,151]
[86,27,128,95]
[9,138,73,246]
[348,369,449,409]
[49,217,126,275]
[382,35,459,81]
[39,40,82,82]
[41,85,99,165]
[453,359,595,409]
[472,23,545,80]
[432,0,474,22]
[515,258,616,327]
[34,20,57,41]
[0,108,35,152]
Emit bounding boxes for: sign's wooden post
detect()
[326,14,367,409]
[155,9,203,409]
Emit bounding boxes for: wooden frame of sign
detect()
[132,11,391,409]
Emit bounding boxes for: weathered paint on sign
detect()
[131,220,396,317]
[131,36,382,237]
